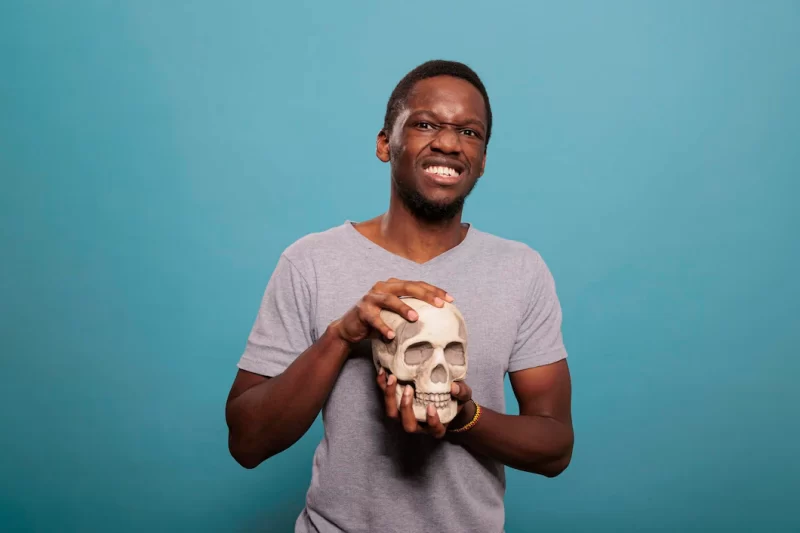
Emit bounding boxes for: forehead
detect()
[405,75,487,123]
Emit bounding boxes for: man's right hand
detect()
[331,278,454,345]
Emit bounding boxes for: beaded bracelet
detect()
[448,401,482,433]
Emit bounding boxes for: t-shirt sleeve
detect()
[507,250,568,373]
[237,254,316,378]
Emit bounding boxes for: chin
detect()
[419,190,460,207]
[395,175,469,222]
[414,199,463,222]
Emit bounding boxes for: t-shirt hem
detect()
[507,346,568,373]
[237,354,288,378]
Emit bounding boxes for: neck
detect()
[371,193,467,264]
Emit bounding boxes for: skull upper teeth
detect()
[414,391,451,408]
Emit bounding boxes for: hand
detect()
[332,278,453,345]
[377,368,473,438]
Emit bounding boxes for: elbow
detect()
[540,452,571,478]
[228,432,272,470]
[229,440,260,469]
[226,404,274,469]
[231,451,261,470]
[539,437,574,478]
[234,458,259,470]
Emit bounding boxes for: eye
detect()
[416,121,434,130]
[404,342,434,365]
[460,129,477,137]
[444,342,465,365]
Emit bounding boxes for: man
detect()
[225,60,573,532]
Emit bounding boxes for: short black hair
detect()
[383,60,492,146]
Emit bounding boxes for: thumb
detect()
[451,381,472,402]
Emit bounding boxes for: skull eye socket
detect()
[404,342,434,365]
[444,342,465,365]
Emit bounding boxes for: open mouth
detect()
[421,160,465,184]
[424,165,462,179]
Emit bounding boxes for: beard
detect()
[392,173,477,223]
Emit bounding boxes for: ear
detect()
[376,129,390,163]
[479,150,487,178]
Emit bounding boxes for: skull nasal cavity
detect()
[431,364,447,383]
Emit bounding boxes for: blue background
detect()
[2,1,798,531]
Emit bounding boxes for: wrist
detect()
[449,400,477,431]
[324,321,353,354]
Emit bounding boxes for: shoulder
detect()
[469,227,549,272]
[277,222,352,276]
[468,227,558,300]
[469,228,562,314]
[282,223,348,256]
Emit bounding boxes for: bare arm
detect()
[225,278,453,469]
[225,323,351,468]
[378,357,573,477]
[447,359,573,477]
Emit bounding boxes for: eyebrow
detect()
[409,110,486,130]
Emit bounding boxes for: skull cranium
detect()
[372,297,468,424]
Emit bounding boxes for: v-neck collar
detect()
[343,220,477,270]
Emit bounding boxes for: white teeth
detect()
[426,166,458,177]
[415,391,450,406]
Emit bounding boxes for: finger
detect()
[376,367,387,392]
[384,281,448,308]
[425,404,446,438]
[385,374,399,419]
[405,284,447,308]
[400,385,419,433]
[410,281,455,303]
[451,381,473,403]
[370,292,419,322]
[360,303,396,340]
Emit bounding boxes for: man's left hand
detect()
[376,368,473,438]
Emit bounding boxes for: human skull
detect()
[372,297,468,424]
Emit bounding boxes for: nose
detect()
[430,126,461,155]
[431,364,448,383]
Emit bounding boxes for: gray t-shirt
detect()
[238,221,568,533]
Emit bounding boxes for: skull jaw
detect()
[393,387,458,424]
[417,400,458,425]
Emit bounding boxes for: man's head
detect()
[377,60,492,223]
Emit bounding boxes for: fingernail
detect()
[378,367,384,375]
[452,382,460,395]
[388,375,395,386]
[386,330,395,339]
[427,404,436,416]
[404,385,413,397]
[408,310,418,321]
[434,297,444,306]
[445,293,454,302]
